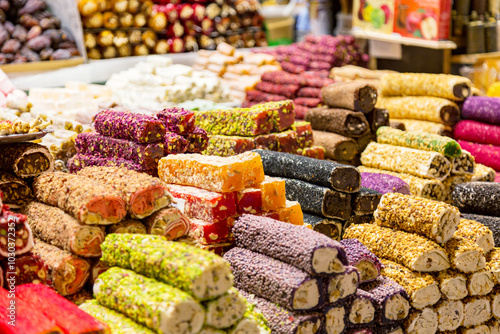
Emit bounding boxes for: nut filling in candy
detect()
[404,308,438,334]
[0,172,33,208]
[324,305,347,334]
[462,296,492,327]
[435,299,464,331]
[326,266,360,304]
[434,269,468,300]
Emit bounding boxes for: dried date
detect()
[20,46,39,62]
[1,39,21,53]
[19,14,39,28]
[12,25,27,42]
[27,25,41,40]
[50,48,71,60]
[18,0,45,15]
[39,47,53,60]
[27,35,51,51]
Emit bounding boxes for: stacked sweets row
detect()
[224,213,411,334]
[344,192,500,333]
[195,100,325,159]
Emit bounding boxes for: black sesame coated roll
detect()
[452,182,500,217]
[303,213,344,241]
[351,188,382,216]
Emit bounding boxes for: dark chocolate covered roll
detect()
[303,213,344,241]
[366,108,390,132]
[388,120,406,131]
[305,107,370,137]
[321,82,378,113]
[312,130,359,161]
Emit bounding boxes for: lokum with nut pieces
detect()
[32,239,90,296]
[322,82,378,113]
[164,132,188,154]
[77,166,172,219]
[158,152,265,193]
[0,142,54,178]
[352,187,382,216]
[228,298,271,334]
[233,214,348,276]
[302,213,343,241]
[0,208,33,257]
[361,142,452,181]
[343,224,450,272]
[448,149,476,175]
[380,73,472,101]
[460,325,491,333]
[324,265,360,304]
[490,286,500,318]
[442,174,472,202]
[488,318,500,333]
[453,182,500,217]
[0,171,32,208]
[291,121,313,149]
[340,238,382,283]
[101,234,233,300]
[203,288,247,329]
[471,164,496,182]
[156,107,195,135]
[255,81,299,98]
[224,247,322,311]
[376,96,461,125]
[33,172,127,225]
[454,218,494,254]
[294,97,321,108]
[433,269,468,300]
[462,96,500,126]
[261,70,305,85]
[346,289,376,327]
[67,154,153,174]
[360,172,411,195]
[462,214,500,247]
[144,207,191,240]
[324,304,348,334]
[392,118,452,136]
[366,108,390,132]
[236,188,262,215]
[487,248,500,284]
[380,259,441,309]
[404,308,438,334]
[312,130,358,161]
[453,120,500,147]
[203,135,255,156]
[188,218,231,245]
[93,109,166,143]
[297,146,326,159]
[246,90,288,103]
[108,219,147,234]
[5,252,50,287]
[90,260,110,285]
[457,141,499,172]
[283,177,352,220]
[444,236,486,273]
[276,200,303,226]
[374,193,460,244]
[467,269,494,296]
[257,176,286,211]
[434,299,464,331]
[462,296,492,327]
[24,202,105,258]
[305,107,370,137]
[94,267,205,334]
[186,127,209,153]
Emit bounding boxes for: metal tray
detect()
[0,130,52,144]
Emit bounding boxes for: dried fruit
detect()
[1,39,21,53]
[18,0,45,15]
[26,25,41,40]
[39,48,53,60]
[27,35,51,51]
[19,14,39,28]
[20,46,39,62]
[12,25,27,42]
[50,48,71,60]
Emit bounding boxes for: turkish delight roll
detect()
[352,188,382,216]
[283,177,352,220]
[0,142,54,178]
[239,290,322,334]
[444,236,486,273]
[303,214,343,240]
[164,132,189,154]
[346,289,376,327]
[32,239,90,296]
[255,81,300,98]
[361,276,410,325]
[0,208,34,257]
[377,127,462,158]
[187,127,209,153]
[254,149,361,192]
[347,214,375,226]
[101,234,233,300]
[305,107,370,137]
[204,288,247,329]
[325,265,360,304]
[343,224,450,272]
[491,286,500,318]
[204,135,255,156]
[453,120,500,147]
[24,202,105,258]
[462,296,492,327]
[75,132,164,170]
[378,325,403,334]
[33,172,127,225]
[380,73,472,101]
[297,87,322,99]
[462,96,500,126]
[393,118,452,136]
[261,70,305,85]
[376,96,461,125]
[93,109,166,143]
[90,260,110,285]
[228,300,271,334]
[435,299,464,331]
[312,130,359,161]
[404,308,438,334]
[454,218,494,254]
[462,214,500,247]
[361,142,452,181]
[67,154,152,174]
[108,219,147,234]
[467,269,494,296]
[442,174,473,202]
[276,200,304,226]
[5,253,50,286]
[156,107,195,134]
[374,193,460,244]
[321,82,378,113]
[457,141,500,172]
[434,269,468,300]
[246,90,288,103]
[380,259,441,309]
[452,182,500,216]
[366,108,390,132]
[449,149,476,175]
[233,214,348,275]
[471,164,496,182]
[340,239,382,283]
[94,267,205,334]
[0,171,33,208]
[324,304,347,334]
[461,325,491,334]
[294,97,321,108]
[360,172,411,195]
[224,247,322,310]
[80,300,155,334]
[144,207,191,240]
[487,248,500,284]
[389,120,406,131]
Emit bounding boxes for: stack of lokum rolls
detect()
[359,126,497,203]
[377,73,472,137]
[305,81,386,165]
[196,100,325,159]
[345,192,500,333]
[225,213,411,333]
[79,233,270,334]
[329,65,397,88]
[452,96,500,174]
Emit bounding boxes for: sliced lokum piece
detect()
[101,234,233,300]
[361,142,452,181]
[435,299,464,331]
[254,132,279,150]
[94,267,205,334]
[79,300,155,334]
[254,149,361,193]
[204,135,255,156]
[352,188,381,216]
[228,298,271,334]
[325,265,360,304]
[366,108,390,132]
[433,269,468,300]
[0,171,33,208]
[305,107,370,137]
[224,247,321,310]
[276,200,303,225]
[90,260,110,285]
[487,248,500,284]
[108,219,147,234]
[467,269,494,296]
[449,149,476,175]
[94,109,166,143]
[75,132,163,170]
[340,239,382,283]
[488,318,500,334]
[0,208,33,257]
[188,218,231,245]
[462,296,492,327]
[347,214,375,226]
[380,259,441,309]
[24,202,105,258]
[5,252,50,286]
[32,239,90,296]
[374,193,460,244]
[378,324,403,334]
[144,206,191,240]
[360,172,411,195]
[324,304,347,334]
[346,289,376,327]
[233,214,348,275]
[462,214,500,247]
[460,325,491,334]
[455,218,494,254]
[236,188,262,215]
[404,308,438,334]
[0,142,54,178]
[444,236,486,273]
[291,121,313,149]
[156,107,195,134]
[187,127,209,153]
[490,286,500,318]
[453,120,500,147]
[471,164,497,182]
[343,224,450,272]
[462,96,500,125]
[67,154,152,174]
[275,130,299,153]
[453,182,500,217]
[303,213,343,240]
[204,288,246,329]
[258,176,286,211]
[167,184,236,222]
[312,130,358,161]
[322,82,377,113]
[164,132,189,154]
[297,146,326,159]
[283,177,352,220]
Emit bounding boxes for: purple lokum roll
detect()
[324,265,360,304]
[156,107,195,135]
[67,154,152,174]
[93,109,166,144]
[186,127,209,153]
[75,132,163,170]
[340,239,382,284]
[239,289,322,334]
[346,289,376,327]
[360,276,410,325]
[462,96,500,125]
[457,140,500,172]
[453,120,500,147]
[224,247,322,311]
[164,132,188,155]
[360,173,411,195]
[233,214,348,276]
[324,304,348,334]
